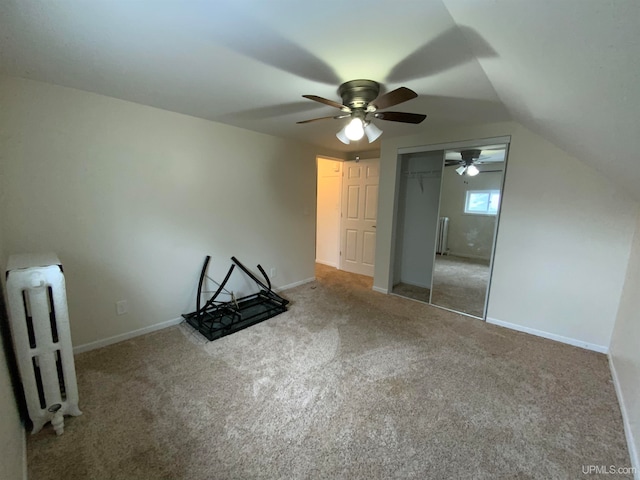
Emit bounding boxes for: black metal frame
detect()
[182,256,289,341]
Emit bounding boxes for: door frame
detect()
[390,136,511,320]
[315,156,345,269]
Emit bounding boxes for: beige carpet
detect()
[392,282,431,304]
[27,264,631,479]
[431,255,490,317]
[391,255,490,317]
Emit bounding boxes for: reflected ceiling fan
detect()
[445,149,504,176]
[297,79,426,144]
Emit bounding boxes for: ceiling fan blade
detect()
[374,111,426,124]
[296,114,349,124]
[302,95,348,110]
[445,160,462,166]
[371,87,417,110]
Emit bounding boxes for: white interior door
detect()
[340,158,379,276]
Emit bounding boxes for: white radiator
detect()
[436,216,449,255]
[6,253,81,435]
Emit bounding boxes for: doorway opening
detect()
[316,156,380,281]
[316,157,342,269]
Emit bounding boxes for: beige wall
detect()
[316,158,342,268]
[610,209,640,474]
[375,121,638,351]
[0,75,341,348]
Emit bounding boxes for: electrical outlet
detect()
[270,267,277,279]
[115,300,128,315]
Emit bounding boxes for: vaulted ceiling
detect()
[1,1,639,198]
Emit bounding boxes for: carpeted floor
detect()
[392,282,431,304]
[431,255,490,317]
[27,264,631,479]
[391,255,490,318]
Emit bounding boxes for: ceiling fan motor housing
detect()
[461,149,482,164]
[338,79,380,110]
[297,79,425,129]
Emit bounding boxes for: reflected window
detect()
[465,190,500,215]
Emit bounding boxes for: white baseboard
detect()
[315,260,338,268]
[609,355,640,479]
[275,277,315,292]
[73,316,184,354]
[372,286,388,294]
[486,317,608,353]
[73,277,315,355]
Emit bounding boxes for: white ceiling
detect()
[1,0,639,198]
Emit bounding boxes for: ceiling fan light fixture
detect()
[344,117,365,141]
[466,165,480,176]
[336,126,350,144]
[364,122,383,143]
[456,165,466,176]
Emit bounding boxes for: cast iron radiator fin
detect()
[5,253,82,435]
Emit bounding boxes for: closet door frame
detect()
[392,136,511,320]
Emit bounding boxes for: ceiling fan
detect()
[445,149,504,176]
[297,79,427,144]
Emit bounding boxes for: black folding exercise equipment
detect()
[182,256,289,341]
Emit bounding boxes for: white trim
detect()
[486,317,609,353]
[73,316,184,354]
[315,260,338,268]
[274,277,315,292]
[397,136,511,155]
[609,355,640,479]
[316,156,344,271]
[372,286,389,294]
[432,303,482,320]
[72,278,315,355]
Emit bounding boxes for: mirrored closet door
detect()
[392,142,508,319]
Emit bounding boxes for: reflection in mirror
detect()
[431,144,507,317]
